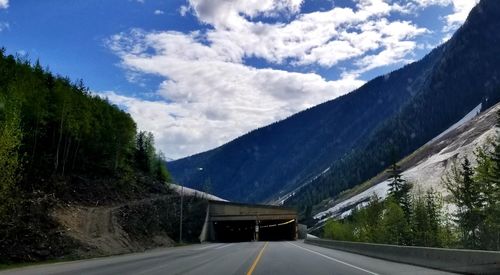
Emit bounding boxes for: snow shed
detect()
[199,201,298,242]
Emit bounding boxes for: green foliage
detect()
[387,162,413,219]
[323,219,354,241]
[444,157,484,248]
[323,185,449,248]
[136,131,172,183]
[382,199,409,245]
[0,48,175,262]
[410,190,442,247]
[0,96,23,215]
[0,49,173,199]
[442,115,500,250]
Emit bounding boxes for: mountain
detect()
[169,0,500,206]
[313,101,500,225]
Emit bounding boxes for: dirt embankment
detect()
[52,195,207,258]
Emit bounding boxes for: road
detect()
[1,241,455,275]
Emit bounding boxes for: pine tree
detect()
[387,161,412,219]
[425,189,442,247]
[443,157,484,249]
[411,196,431,246]
[388,162,404,197]
[481,110,500,250]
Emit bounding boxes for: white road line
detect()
[194,244,224,250]
[287,242,380,275]
[215,243,235,250]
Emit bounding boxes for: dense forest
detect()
[0,49,172,262]
[323,113,500,251]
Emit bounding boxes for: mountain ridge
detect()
[169,0,500,207]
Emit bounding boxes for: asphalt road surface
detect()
[1,241,456,275]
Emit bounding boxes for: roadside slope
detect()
[51,194,207,259]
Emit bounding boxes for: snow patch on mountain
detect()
[314,102,499,222]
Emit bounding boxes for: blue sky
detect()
[0,0,479,159]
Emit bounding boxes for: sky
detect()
[0,0,480,160]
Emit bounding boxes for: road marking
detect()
[287,242,379,275]
[215,243,235,250]
[194,244,224,250]
[246,242,268,275]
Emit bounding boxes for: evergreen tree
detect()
[443,157,484,249]
[387,161,412,219]
[424,189,442,247]
[388,162,404,197]
[411,195,431,247]
[154,152,172,183]
[479,110,500,250]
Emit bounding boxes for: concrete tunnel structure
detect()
[199,201,298,242]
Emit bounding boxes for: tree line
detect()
[0,49,174,261]
[324,111,500,251]
[0,49,171,199]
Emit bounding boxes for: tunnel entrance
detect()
[258,219,296,241]
[213,220,255,242]
[200,201,298,243]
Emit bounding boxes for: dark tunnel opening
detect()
[213,220,256,242]
[212,219,296,242]
[259,219,296,241]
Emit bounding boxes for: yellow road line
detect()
[246,242,268,275]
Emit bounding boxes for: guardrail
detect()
[305,238,500,274]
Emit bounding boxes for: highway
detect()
[1,241,455,275]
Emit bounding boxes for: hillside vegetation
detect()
[324,111,500,251]
[0,49,172,263]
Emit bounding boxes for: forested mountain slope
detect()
[170,0,500,206]
[0,50,172,262]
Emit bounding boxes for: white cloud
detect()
[395,0,479,32]
[443,0,480,32]
[179,5,190,16]
[105,0,477,158]
[187,0,303,28]
[0,0,8,9]
[180,0,428,68]
[154,10,164,15]
[106,30,364,159]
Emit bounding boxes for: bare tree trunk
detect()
[54,106,65,173]
[71,138,80,171]
[31,118,39,166]
[62,137,71,176]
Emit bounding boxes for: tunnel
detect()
[213,220,255,242]
[211,219,297,242]
[258,219,296,241]
[200,201,298,243]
